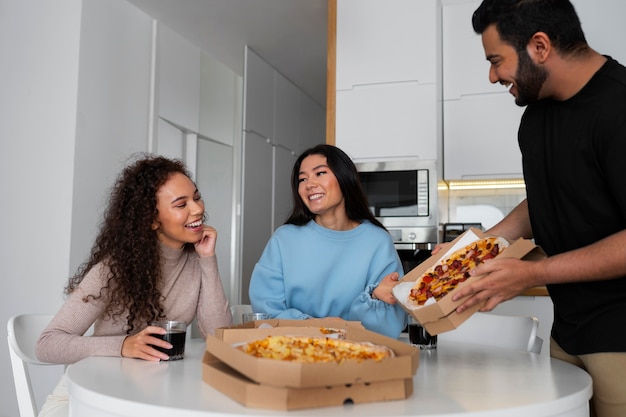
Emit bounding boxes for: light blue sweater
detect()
[249,220,407,338]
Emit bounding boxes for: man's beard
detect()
[514,49,548,106]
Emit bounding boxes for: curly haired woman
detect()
[36,154,232,417]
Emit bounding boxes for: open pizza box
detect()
[393,228,546,335]
[202,355,413,411]
[204,318,418,388]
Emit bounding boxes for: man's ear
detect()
[527,31,551,64]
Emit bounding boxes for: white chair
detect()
[7,314,60,417]
[438,312,544,354]
[229,304,253,325]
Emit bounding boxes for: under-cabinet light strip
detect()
[441,179,526,190]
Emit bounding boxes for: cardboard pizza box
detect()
[393,228,546,335]
[206,318,419,389]
[202,352,413,410]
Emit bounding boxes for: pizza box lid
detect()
[201,352,413,410]
[207,318,419,388]
[392,228,546,335]
[215,317,363,339]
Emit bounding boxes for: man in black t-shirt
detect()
[446,1,626,416]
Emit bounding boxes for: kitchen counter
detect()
[522,286,549,296]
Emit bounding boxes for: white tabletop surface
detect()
[67,338,592,417]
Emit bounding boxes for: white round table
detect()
[67,338,592,417]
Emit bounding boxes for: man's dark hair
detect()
[472,0,587,54]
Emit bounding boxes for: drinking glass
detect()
[242,313,271,323]
[150,320,187,360]
[408,316,437,349]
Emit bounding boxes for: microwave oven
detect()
[355,159,438,247]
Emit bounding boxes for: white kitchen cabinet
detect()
[336,0,438,90]
[274,71,300,149]
[442,0,500,100]
[240,131,274,304]
[199,52,240,146]
[197,137,235,303]
[157,23,201,132]
[335,0,440,162]
[444,94,524,179]
[244,48,275,140]
[441,0,626,181]
[275,71,325,153]
[572,0,626,64]
[240,47,325,303]
[273,145,297,229]
[442,0,524,180]
[336,82,438,161]
[298,93,326,153]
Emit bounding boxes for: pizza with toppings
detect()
[319,327,346,338]
[408,236,509,306]
[237,335,393,364]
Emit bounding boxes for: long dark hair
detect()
[285,144,385,230]
[472,0,588,55]
[66,153,193,333]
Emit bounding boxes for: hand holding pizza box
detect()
[393,228,546,335]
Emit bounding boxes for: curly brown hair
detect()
[66,153,194,333]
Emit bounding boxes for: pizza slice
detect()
[408,236,509,306]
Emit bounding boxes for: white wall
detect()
[0,0,153,415]
[70,0,153,273]
[0,2,82,416]
[0,1,247,414]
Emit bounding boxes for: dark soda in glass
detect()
[408,323,437,349]
[152,329,186,360]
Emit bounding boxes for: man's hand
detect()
[452,257,537,313]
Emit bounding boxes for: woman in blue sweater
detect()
[249,144,407,338]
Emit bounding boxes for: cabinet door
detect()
[273,146,297,229]
[274,72,300,149]
[443,94,524,179]
[199,52,239,146]
[336,0,438,90]
[197,138,234,301]
[442,0,524,180]
[241,131,273,303]
[157,23,201,131]
[336,83,437,161]
[156,118,184,160]
[298,93,326,154]
[572,0,626,62]
[244,47,274,139]
[442,0,498,100]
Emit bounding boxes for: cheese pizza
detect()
[237,335,393,364]
[408,236,509,306]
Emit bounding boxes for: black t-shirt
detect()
[520,57,626,354]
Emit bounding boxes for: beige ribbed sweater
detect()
[36,243,232,364]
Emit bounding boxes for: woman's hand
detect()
[121,326,171,362]
[430,242,451,256]
[194,225,218,257]
[372,272,401,304]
